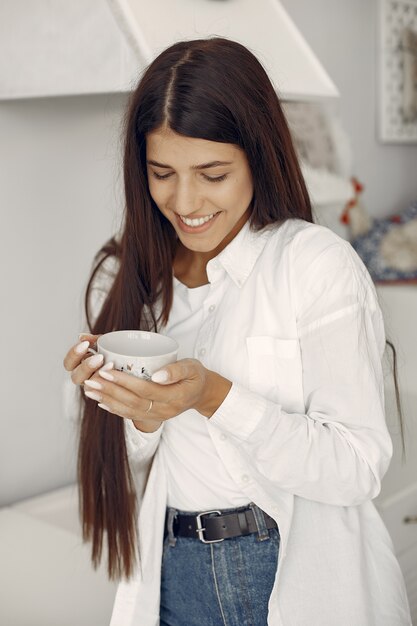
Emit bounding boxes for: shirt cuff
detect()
[124,418,164,455]
[208,381,271,440]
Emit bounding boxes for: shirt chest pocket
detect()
[246,336,303,411]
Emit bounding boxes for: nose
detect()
[172,178,201,216]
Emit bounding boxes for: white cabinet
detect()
[0,1,139,99]
[375,284,417,622]
[0,486,117,626]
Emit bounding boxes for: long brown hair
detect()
[78,37,312,578]
[77,36,404,581]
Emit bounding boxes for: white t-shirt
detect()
[161,276,251,510]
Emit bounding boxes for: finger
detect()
[63,340,91,372]
[63,334,102,371]
[83,377,161,421]
[96,368,176,403]
[70,354,114,386]
[79,332,101,341]
[151,358,199,385]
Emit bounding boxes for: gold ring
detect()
[145,399,153,414]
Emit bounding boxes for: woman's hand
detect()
[63,333,107,386]
[82,358,232,427]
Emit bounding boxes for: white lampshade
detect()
[0,0,338,101]
[108,0,339,101]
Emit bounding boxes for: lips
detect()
[179,212,218,227]
[175,211,221,234]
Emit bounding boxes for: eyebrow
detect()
[146,159,233,170]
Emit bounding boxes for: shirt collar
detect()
[207,219,274,288]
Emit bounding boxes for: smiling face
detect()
[145,127,254,256]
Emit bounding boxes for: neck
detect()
[176,209,250,267]
[173,210,250,287]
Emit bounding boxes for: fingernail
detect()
[78,332,91,340]
[98,403,111,412]
[84,390,102,402]
[99,369,114,382]
[75,340,90,355]
[86,354,104,368]
[84,379,103,390]
[151,370,168,383]
[101,361,114,371]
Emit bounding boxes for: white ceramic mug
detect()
[87,330,179,379]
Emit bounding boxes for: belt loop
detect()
[249,502,270,542]
[166,507,178,547]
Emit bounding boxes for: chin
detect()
[180,237,220,252]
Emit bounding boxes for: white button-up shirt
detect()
[92,218,411,625]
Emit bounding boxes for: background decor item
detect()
[342,181,417,283]
[379,0,417,143]
[401,27,417,121]
[283,101,353,238]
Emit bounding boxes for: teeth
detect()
[179,213,217,227]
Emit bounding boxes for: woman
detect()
[63,37,411,625]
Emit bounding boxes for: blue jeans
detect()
[160,503,280,626]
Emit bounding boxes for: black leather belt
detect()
[165,506,278,544]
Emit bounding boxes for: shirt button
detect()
[219,433,227,441]
[241,474,249,483]
[198,348,206,357]
[208,305,215,313]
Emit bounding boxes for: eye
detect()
[150,171,228,183]
[151,171,173,180]
[202,174,228,183]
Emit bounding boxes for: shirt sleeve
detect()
[124,418,164,463]
[208,235,393,507]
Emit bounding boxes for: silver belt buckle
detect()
[195,510,225,544]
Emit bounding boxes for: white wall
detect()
[375,285,417,502]
[0,93,128,506]
[280,0,417,219]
